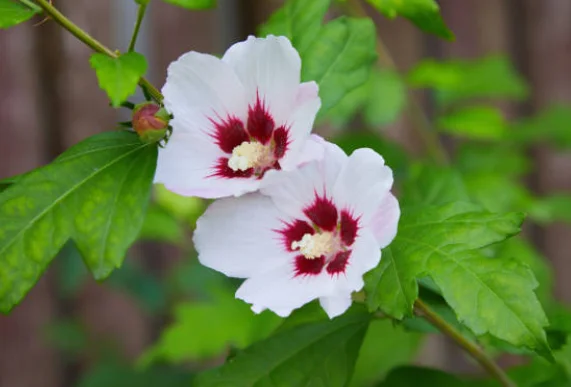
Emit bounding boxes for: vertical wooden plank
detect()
[0,23,63,387]
[523,0,571,302]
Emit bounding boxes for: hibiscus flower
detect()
[193,142,400,318]
[155,35,323,198]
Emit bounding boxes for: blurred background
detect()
[1,0,570,386]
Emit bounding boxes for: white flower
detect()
[193,142,400,318]
[154,35,323,198]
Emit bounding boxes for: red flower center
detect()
[277,194,360,277]
[209,95,290,179]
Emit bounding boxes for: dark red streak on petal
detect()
[278,220,314,251]
[295,255,325,276]
[211,116,249,153]
[326,250,351,275]
[304,195,338,231]
[340,210,359,246]
[247,96,275,144]
[273,126,289,159]
[210,157,253,179]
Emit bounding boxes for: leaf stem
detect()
[33,0,163,103]
[414,299,516,387]
[18,0,42,13]
[342,0,449,165]
[128,2,148,52]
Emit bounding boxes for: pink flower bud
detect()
[132,102,169,143]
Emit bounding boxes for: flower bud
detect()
[132,102,169,143]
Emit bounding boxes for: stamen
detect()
[291,232,336,259]
[228,141,272,171]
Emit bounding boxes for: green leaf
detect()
[302,17,377,117]
[153,184,205,227]
[408,56,529,106]
[259,0,331,55]
[365,202,552,358]
[529,195,571,225]
[366,0,453,40]
[512,105,571,149]
[456,143,531,177]
[378,366,469,387]
[160,0,216,9]
[195,308,370,387]
[90,53,148,107]
[0,0,38,29]
[364,68,407,126]
[77,361,191,387]
[0,131,157,313]
[140,292,281,364]
[437,106,507,140]
[399,165,470,206]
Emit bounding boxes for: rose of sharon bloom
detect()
[194,142,400,318]
[154,35,323,198]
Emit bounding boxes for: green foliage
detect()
[160,0,216,9]
[408,55,529,106]
[77,361,191,387]
[138,205,185,244]
[325,68,407,128]
[378,366,470,386]
[140,290,281,364]
[90,53,148,107]
[195,308,371,387]
[437,106,507,140]
[0,0,38,29]
[512,104,571,148]
[366,0,454,40]
[261,0,377,117]
[365,200,552,358]
[350,319,423,386]
[259,0,331,55]
[0,131,156,312]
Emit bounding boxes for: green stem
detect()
[18,0,42,13]
[128,2,148,52]
[33,0,163,103]
[414,299,516,387]
[343,0,449,165]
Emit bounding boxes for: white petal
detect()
[332,148,394,224]
[319,294,353,319]
[369,193,400,248]
[296,81,319,106]
[162,51,248,130]
[236,264,334,318]
[194,194,290,277]
[260,142,347,220]
[332,229,380,295]
[154,130,260,199]
[222,36,301,124]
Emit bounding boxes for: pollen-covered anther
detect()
[291,232,336,259]
[228,141,273,172]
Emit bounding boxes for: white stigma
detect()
[228,141,271,171]
[291,232,336,259]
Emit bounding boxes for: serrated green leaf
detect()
[408,56,529,106]
[366,0,453,40]
[0,0,38,29]
[140,292,281,365]
[259,0,331,55]
[195,309,370,387]
[365,201,551,358]
[160,0,216,9]
[302,17,377,117]
[90,53,148,107]
[350,319,423,387]
[437,106,507,140]
[0,131,157,313]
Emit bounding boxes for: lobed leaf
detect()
[0,131,157,312]
[0,0,38,29]
[90,52,148,107]
[366,0,454,40]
